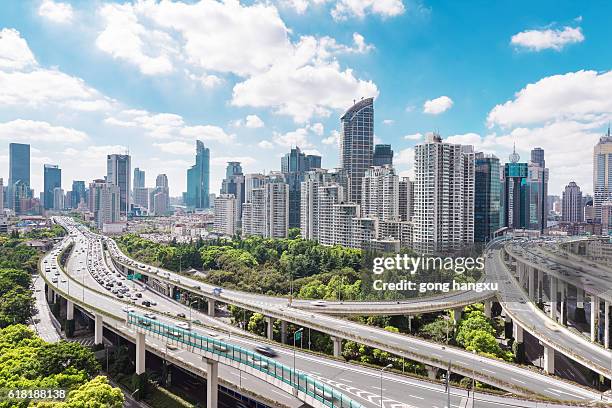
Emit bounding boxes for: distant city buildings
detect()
[186,140,210,210]
[594,128,612,222]
[213,194,237,236]
[43,164,61,210]
[9,143,30,213]
[242,173,289,239]
[221,162,245,223]
[474,153,500,242]
[89,179,120,228]
[281,147,321,229]
[133,168,145,189]
[373,144,393,167]
[502,146,529,230]
[562,181,583,223]
[107,153,131,216]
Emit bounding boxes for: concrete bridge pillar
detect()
[205,359,219,408]
[504,314,513,339]
[47,285,54,303]
[591,295,599,343]
[331,337,342,358]
[94,314,103,345]
[513,322,524,363]
[136,331,146,375]
[452,307,462,325]
[65,300,75,337]
[483,300,492,318]
[207,298,215,317]
[549,276,558,321]
[543,345,555,374]
[425,365,439,380]
[559,281,567,326]
[575,288,586,323]
[265,317,274,340]
[537,269,544,305]
[280,320,288,344]
[517,263,525,287]
[605,301,610,349]
[528,267,535,300]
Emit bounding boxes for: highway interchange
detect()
[38,217,612,407]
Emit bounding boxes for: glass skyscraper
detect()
[474,153,500,242]
[107,154,131,216]
[133,168,145,189]
[340,97,374,203]
[43,164,61,210]
[186,140,210,209]
[71,180,86,208]
[593,128,612,222]
[8,143,30,211]
[503,148,530,230]
[281,147,321,228]
[373,144,393,166]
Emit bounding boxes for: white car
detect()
[176,322,190,330]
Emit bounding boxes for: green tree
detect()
[37,341,101,378]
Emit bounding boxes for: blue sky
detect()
[0,0,610,196]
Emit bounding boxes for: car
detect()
[51,278,58,283]
[122,306,135,313]
[254,346,277,358]
[142,300,151,307]
[137,319,151,327]
[143,313,156,319]
[247,356,269,369]
[148,300,157,306]
[176,322,190,330]
[311,300,327,307]
[213,343,229,353]
[176,313,186,318]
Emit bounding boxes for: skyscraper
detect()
[413,133,475,251]
[133,168,145,189]
[340,97,374,203]
[528,148,549,232]
[186,140,210,209]
[398,177,413,222]
[360,165,399,221]
[43,164,61,210]
[89,179,120,227]
[502,146,529,230]
[562,181,583,223]
[53,187,64,211]
[474,153,501,242]
[225,162,243,179]
[8,143,30,211]
[245,173,265,203]
[221,162,245,221]
[107,154,131,216]
[153,174,170,215]
[594,128,612,222]
[281,147,321,228]
[71,181,86,208]
[213,194,237,236]
[243,173,290,238]
[531,147,545,168]
[373,144,393,167]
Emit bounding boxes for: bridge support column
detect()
[504,314,513,339]
[605,301,610,349]
[65,300,75,338]
[591,295,599,343]
[425,365,439,380]
[559,281,567,326]
[136,332,146,375]
[537,269,544,305]
[205,359,219,408]
[484,300,492,318]
[549,276,558,321]
[517,263,525,287]
[207,299,215,317]
[331,337,342,358]
[453,307,462,325]
[94,314,103,345]
[528,267,535,300]
[575,288,586,323]
[280,320,287,344]
[543,345,555,374]
[513,323,524,363]
[47,285,54,303]
[265,317,273,340]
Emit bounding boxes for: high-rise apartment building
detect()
[528,148,549,232]
[152,174,170,215]
[133,168,145,189]
[340,97,374,203]
[245,173,265,203]
[413,133,475,251]
[8,143,30,211]
[107,154,131,216]
[474,153,500,242]
[242,173,290,238]
[373,144,393,167]
[221,162,245,221]
[561,181,583,223]
[361,165,399,221]
[89,179,120,227]
[594,128,612,222]
[53,187,64,211]
[281,147,321,228]
[213,194,237,236]
[186,140,210,209]
[43,164,61,210]
[398,177,413,222]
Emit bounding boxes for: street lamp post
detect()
[293,328,303,384]
[472,350,477,407]
[380,364,392,408]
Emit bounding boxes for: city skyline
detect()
[0,1,610,196]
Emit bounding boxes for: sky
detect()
[0,0,611,197]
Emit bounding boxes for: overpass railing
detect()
[127,313,362,408]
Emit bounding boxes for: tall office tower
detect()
[528,148,549,232]
[133,187,153,213]
[474,153,501,242]
[561,181,583,223]
[107,153,131,216]
[398,177,413,222]
[413,133,475,251]
[133,168,145,189]
[502,146,529,229]
[43,164,61,210]
[89,179,120,227]
[281,147,322,228]
[361,165,399,221]
[245,173,265,203]
[8,143,30,211]
[531,147,545,168]
[152,174,170,215]
[594,128,612,222]
[71,181,86,208]
[340,97,374,203]
[155,174,168,189]
[13,180,32,215]
[186,140,210,209]
[213,194,237,236]
[53,187,64,210]
[602,201,612,235]
[221,162,245,221]
[0,178,3,210]
[373,144,393,167]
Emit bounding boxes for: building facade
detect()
[213,194,237,236]
[373,144,393,167]
[43,164,61,210]
[594,129,612,222]
[8,143,30,211]
[107,153,131,216]
[561,181,583,223]
[186,140,210,209]
[474,153,500,242]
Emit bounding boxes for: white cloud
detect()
[394,147,414,179]
[245,114,265,128]
[212,156,257,167]
[187,71,224,89]
[273,127,313,147]
[153,141,194,155]
[258,140,274,149]
[0,119,88,143]
[487,70,612,128]
[403,132,423,141]
[322,129,340,145]
[510,26,584,52]
[331,0,405,21]
[180,125,235,143]
[382,119,394,125]
[38,0,74,24]
[423,96,453,115]
[310,122,324,135]
[303,149,322,156]
[0,28,37,70]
